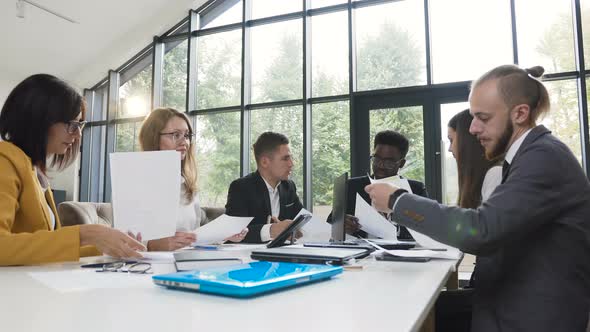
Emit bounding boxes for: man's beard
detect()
[486,119,513,160]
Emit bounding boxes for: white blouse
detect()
[176,186,208,232]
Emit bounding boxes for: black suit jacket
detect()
[225,171,303,243]
[327,175,428,240]
[392,126,590,331]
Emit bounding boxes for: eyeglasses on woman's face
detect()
[64,121,87,134]
[159,131,195,144]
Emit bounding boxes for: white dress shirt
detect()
[505,128,533,165]
[260,176,281,242]
[481,166,502,201]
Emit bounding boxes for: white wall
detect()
[0,77,17,109]
[47,159,79,202]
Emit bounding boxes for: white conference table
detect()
[0,251,456,332]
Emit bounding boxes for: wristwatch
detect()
[388,189,408,210]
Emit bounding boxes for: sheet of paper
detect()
[369,175,413,192]
[370,176,461,252]
[295,208,332,243]
[193,214,252,245]
[355,193,398,239]
[110,151,180,241]
[28,270,153,293]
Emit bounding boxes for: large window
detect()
[163,40,188,112]
[196,30,241,109]
[194,112,241,207]
[429,0,512,83]
[250,19,302,103]
[355,0,426,90]
[81,0,590,210]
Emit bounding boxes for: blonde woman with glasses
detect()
[137,108,247,251]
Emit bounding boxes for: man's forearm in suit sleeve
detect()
[391,194,490,254]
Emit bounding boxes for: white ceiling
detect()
[0,0,207,89]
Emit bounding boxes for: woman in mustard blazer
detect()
[0,74,145,266]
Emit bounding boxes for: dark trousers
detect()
[435,289,474,332]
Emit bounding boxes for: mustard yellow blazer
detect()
[0,141,100,265]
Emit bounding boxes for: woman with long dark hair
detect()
[447,109,502,207]
[0,74,145,265]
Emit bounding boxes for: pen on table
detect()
[194,245,218,250]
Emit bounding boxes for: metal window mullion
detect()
[424,0,432,85]
[103,70,120,202]
[187,10,199,113]
[152,36,165,109]
[80,89,94,202]
[572,0,590,175]
[240,0,252,177]
[510,0,519,65]
[348,0,360,176]
[303,0,312,209]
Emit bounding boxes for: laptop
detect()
[250,246,371,265]
[152,261,343,298]
[304,172,367,249]
[331,172,348,242]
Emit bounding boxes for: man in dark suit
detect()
[225,132,303,243]
[367,65,590,331]
[327,130,427,240]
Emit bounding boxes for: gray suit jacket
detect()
[392,125,590,332]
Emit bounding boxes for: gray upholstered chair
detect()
[57,201,225,227]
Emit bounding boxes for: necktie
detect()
[501,160,511,184]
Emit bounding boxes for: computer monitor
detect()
[330,172,348,242]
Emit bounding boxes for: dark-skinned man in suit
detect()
[327,130,428,240]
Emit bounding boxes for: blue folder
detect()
[152,261,342,298]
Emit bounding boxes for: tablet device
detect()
[375,252,431,262]
[251,246,371,265]
[266,214,312,248]
[152,261,342,298]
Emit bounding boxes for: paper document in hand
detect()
[354,193,398,239]
[370,175,461,253]
[296,208,331,242]
[369,175,413,192]
[193,215,252,245]
[110,151,180,241]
